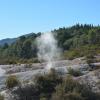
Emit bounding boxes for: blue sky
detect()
[0,0,100,39]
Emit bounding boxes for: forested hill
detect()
[0,24,100,64]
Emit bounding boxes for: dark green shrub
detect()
[67,67,83,77]
[85,53,96,65]
[64,92,84,100]
[63,49,82,60]
[0,95,4,100]
[86,59,94,64]
[34,70,62,96]
[86,53,95,59]
[33,58,40,63]
[12,85,40,100]
[6,75,19,89]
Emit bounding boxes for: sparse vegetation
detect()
[12,71,100,100]
[86,53,95,64]
[52,76,99,100]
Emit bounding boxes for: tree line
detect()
[0,24,100,64]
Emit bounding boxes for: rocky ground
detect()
[0,57,100,99]
[76,69,100,93]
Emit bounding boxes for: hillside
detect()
[0,33,37,46]
[0,24,100,64]
[0,38,17,46]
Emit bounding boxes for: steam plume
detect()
[36,32,61,69]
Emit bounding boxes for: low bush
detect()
[67,67,83,77]
[6,75,19,89]
[0,95,4,100]
[12,85,40,100]
[64,50,81,60]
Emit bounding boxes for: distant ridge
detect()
[0,38,17,46]
[0,32,36,46]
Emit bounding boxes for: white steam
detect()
[36,32,61,69]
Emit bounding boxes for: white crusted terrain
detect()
[0,58,100,100]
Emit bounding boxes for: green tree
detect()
[3,43,9,49]
[88,29,96,44]
[21,40,32,59]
